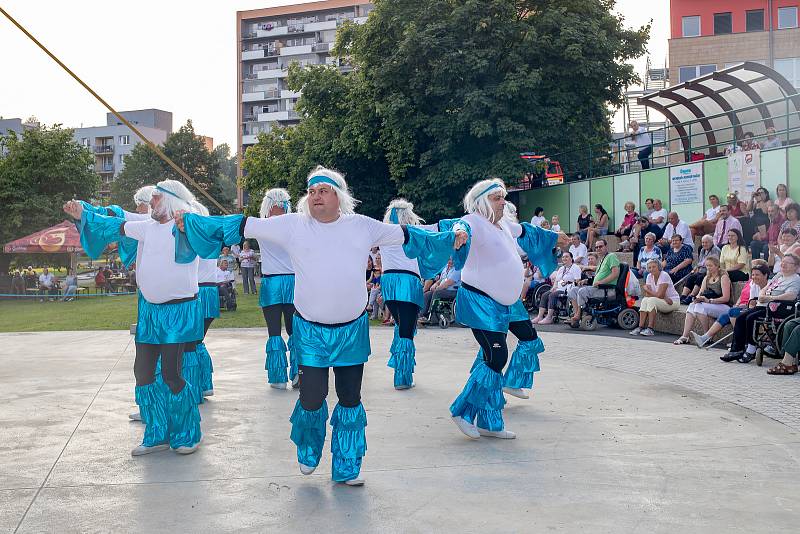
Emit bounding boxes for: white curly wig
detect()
[382,198,424,226]
[151,179,195,220]
[463,178,507,223]
[260,188,292,218]
[296,165,359,215]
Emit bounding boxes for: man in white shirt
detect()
[420,258,461,319]
[216,259,235,305]
[629,120,652,170]
[568,233,588,266]
[648,198,668,232]
[690,194,721,238]
[38,267,56,301]
[659,212,693,253]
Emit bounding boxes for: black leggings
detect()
[471,320,538,373]
[134,342,185,395]
[261,304,296,337]
[385,300,419,339]
[298,364,363,411]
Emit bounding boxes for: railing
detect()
[93,145,113,154]
[312,42,330,53]
[526,92,800,187]
[96,163,114,173]
[243,73,257,80]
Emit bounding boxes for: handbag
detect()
[701,288,722,299]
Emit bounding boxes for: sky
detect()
[0,0,670,153]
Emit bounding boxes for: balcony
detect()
[96,163,114,173]
[243,72,258,80]
[93,145,114,154]
[242,114,256,122]
[312,42,330,53]
[304,19,337,32]
[242,91,266,102]
[280,44,313,56]
[281,89,302,99]
[287,24,304,33]
[257,110,290,122]
[257,67,287,79]
[242,134,258,145]
[242,48,279,61]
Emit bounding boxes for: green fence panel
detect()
[568,181,590,233]
[518,185,569,229]
[640,168,670,212]
[703,158,728,210]
[590,177,614,228]
[613,173,640,228]
[788,146,800,202]
[761,149,787,196]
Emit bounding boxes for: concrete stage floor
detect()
[1,328,798,533]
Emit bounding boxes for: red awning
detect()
[3,220,84,254]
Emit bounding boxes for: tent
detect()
[3,220,83,254]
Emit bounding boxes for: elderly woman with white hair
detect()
[65,179,204,456]
[629,258,680,337]
[449,178,567,441]
[257,188,298,389]
[176,166,467,486]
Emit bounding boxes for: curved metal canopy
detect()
[638,62,800,157]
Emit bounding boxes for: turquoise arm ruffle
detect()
[433,218,471,270]
[77,210,126,260]
[173,227,197,264]
[182,213,245,260]
[403,223,471,280]
[78,200,124,219]
[517,222,559,278]
[117,236,138,268]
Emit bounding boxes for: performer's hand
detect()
[174,211,186,232]
[556,232,570,249]
[63,200,83,219]
[453,230,468,249]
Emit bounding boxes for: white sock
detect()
[745,344,757,355]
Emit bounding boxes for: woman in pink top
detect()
[775,184,794,211]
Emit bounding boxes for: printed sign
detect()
[728,149,761,202]
[669,162,703,205]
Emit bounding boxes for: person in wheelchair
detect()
[419,257,460,323]
[566,239,620,329]
[769,314,800,375]
[216,259,236,310]
[722,253,800,363]
[532,251,581,324]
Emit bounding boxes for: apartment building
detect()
[669,0,800,86]
[73,109,172,198]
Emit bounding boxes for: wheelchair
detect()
[428,296,456,329]
[753,300,800,366]
[523,281,552,313]
[218,281,237,312]
[578,263,639,331]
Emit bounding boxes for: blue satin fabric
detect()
[167,383,202,449]
[290,399,328,468]
[181,349,203,403]
[380,272,424,309]
[265,335,289,384]
[198,285,221,319]
[182,213,245,260]
[259,274,295,308]
[136,297,204,344]
[455,286,522,333]
[196,342,214,393]
[288,334,299,381]
[292,313,371,368]
[450,360,506,431]
[403,222,471,280]
[436,218,471,270]
[77,209,125,260]
[135,381,168,447]
[518,222,559,278]
[387,335,416,388]
[330,403,367,482]
[503,337,543,390]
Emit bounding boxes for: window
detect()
[775,58,800,88]
[778,6,798,29]
[119,134,130,145]
[682,15,701,37]
[119,154,126,164]
[679,64,716,83]
[746,9,764,32]
[714,12,732,35]
[81,137,89,146]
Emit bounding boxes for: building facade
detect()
[73,109,172,198]
[236,0,373,206]
[669,0,800,86]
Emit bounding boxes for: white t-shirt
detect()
[704,206,720,221]
[244,213,405,323]
[460,213,524,306]
[122,211,149,267]
[551,224,561,232]
[530,215,546,227]
[646,271,680,301]
[569,243,588,266]
[38,273,54,288]
[216,267,234,283]
[650,208,668,228]
[662,220,693,248]
[198,258,218,283]
[552,264,582,289]
[633,126,652,148]
[123,219,199,304]
[380,223,438,275]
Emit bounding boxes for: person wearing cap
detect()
[64,179,204,457]
[256,188,298,390]
[175,165,468,486]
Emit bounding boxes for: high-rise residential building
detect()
[0,118,38,157]
[236,0,373,206]
[73,109,172,198]
[669,1,800,86]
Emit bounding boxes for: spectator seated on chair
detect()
[585,204,609,251]
[566,239,619,328]
[679,235,720,304]
[11,270,25,297]
[713,204,743,249]
[691,262,770,348]
[62,269,79,301]
[568,233,588,266]
[632,232,661,278]
[690,194,722,239]
[631,217,663,265]
[662,234,693,284]
[768,228,800,276]
[420,257,460,321]
[774,183,794,211]
[658,211,693,255]
[722,254,800,363]
[38,267,58,301]
[750,203,783,263]
[720,228,750,283]
[216,259,235,304]
[674,257,731,344]
[629,258,679,337]
[614,201,638,243]
[576,205,593,243]
[532,251,581,325]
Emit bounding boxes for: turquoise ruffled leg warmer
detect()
[135,381,168,447]
[503,337,544,390]
[138,357,165,426]
[449,361,506,432]
[289,399,328,468]
[167,384,202,449]
[287,334,299,382]
[181,349,204,404]
[330,403,367,482]
[265,336,289,384]
[469,349,484,374]
[387,326,416,388]
[197,342,214,393]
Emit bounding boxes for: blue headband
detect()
[389,208,399,224]
[282,200,290,212]
[477,183,501,198]
[155,185,181,199]
[308,175,339,188]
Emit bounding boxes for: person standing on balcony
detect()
[629,120,652,170]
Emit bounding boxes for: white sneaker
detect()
[502,387,529,399]
[343,478,365,486]
[291,375,300,389]
[130,444,168,456]
[477,428,516,439]
[690,332,708,348]
[270,383,287,390]
[128,412,142,422]
[629,327,642,336]
[451,416,480,439]
[640,328,655,337]
[203,390,214,397]
[173,443,200,455]
[299,463,316,475]
[394,383,415,390]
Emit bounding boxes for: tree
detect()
[110,121,235,214]
[0,125,100,271]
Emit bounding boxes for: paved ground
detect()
[1,327,798,533]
